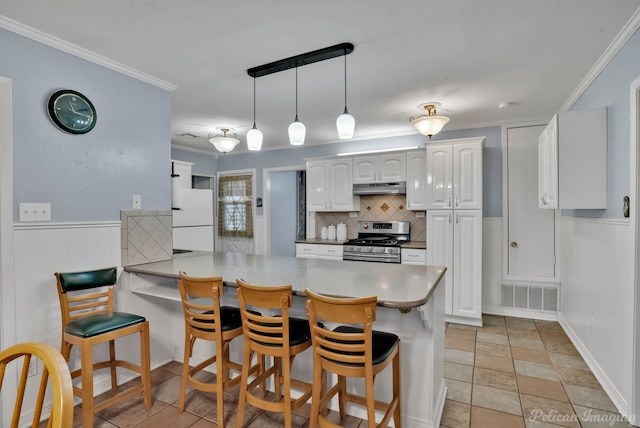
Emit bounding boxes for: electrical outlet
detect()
[27,358,37,377]
[349,212,357,218]
[19,203,51,222]
[415,212,426,218]
[132,194,142,209]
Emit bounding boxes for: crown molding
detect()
[0,15,176,91]
[560,6,640,112]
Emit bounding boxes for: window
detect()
[218,174,253,238]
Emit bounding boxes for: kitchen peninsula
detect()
[123,252,447,427]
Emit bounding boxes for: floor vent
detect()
[500,282,559,312]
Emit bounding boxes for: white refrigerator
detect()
[172,188,214,252]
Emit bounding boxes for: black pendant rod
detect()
[247,42,354,78]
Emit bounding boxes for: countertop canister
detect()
[320,226,328,240]
[337,223,347,240]
[327,224,336,240]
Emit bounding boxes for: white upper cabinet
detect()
[426,138,483,210]
[306,158,360,212]
[406,150,427,210]
[538,107,607,210]
[353,153,406,184]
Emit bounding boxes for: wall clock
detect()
[47,89,97,134]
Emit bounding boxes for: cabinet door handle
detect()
[448,214,452,223]
[325,202,328,209]
[448,197,452,208]
[455,196,459,208]
[456,214,459,224]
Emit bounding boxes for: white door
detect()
[453,210,482,319]
[507,125,556,279]
[306,160,328,211]
[406,150,427,210]
[379,153,406,181]
[328,158,353,210]
[427,210,454,314]
[352,155,377,183]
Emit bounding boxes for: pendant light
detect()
[246,77,263,151]
[288,66,306,146]
[336,50,355,139]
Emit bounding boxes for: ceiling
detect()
[1,1,639,154]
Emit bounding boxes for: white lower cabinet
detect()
[427,209,482,325]
[295,243,343,260]
[401,248,426,265]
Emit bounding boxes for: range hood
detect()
[352,182,406,195]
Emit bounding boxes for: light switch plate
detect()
[19,203,51,222]
[416,211,426,218]
[349,212,357,218]
[132,194,141,209]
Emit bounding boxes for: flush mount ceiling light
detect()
[410,102,450,139]
[288,67,306,145]
[247,42,354,147]
[208,127,240,154]
[246,77,263,151]
[336,49,355,139]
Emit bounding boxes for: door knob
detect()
[511,242,518,248]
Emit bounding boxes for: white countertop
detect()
[124,252,446,309]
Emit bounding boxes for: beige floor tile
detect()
[246,409,308,427]
[471,384,522,416]
[159,360,186,375]
[476,331,509,345]
[526,419,572,428]
[477,325,508,336]
[189,419,217,428]
[564,384,617,412]
[474,353,514,373]
[521,394,580,428]
[446,378,472,404]
[511,347,552,365]
[151,375,183,405]
[506,317,538,330]
[476,341,511,358]
[445,361,474,382]
[445,348,475,366]
[508,327,542,340]
[514,360,559,381]
[132,405,200,428]
[179,389,221,418]
[207,395,263,428]
[470,405,525,428]
[449,323,478,331]
[482,315,507,326]
[572,405,633,428]
[516,374,569,402]
[441,399,471,428]
[447,325,478,340]
[549,353,589,371]
[97,395,168,428]
[446,336,476,352]
[545,341,580,356]
[508,336,546,351]
[557,367,601,389]
[473,367,517,392]
[539,330,572,344]
[150,367,179,387]
[534,320,565,333]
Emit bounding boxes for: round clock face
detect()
[48,89,97,134]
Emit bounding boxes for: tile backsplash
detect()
[315,195,426,242]
[121,210,173,266]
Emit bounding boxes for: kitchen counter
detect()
[403,240,426,249]
[122,252,447,427]
[124,251,444,309]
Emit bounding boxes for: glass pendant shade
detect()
[336,107,355,139]
[288,116,306,146]
[247,123,263,151]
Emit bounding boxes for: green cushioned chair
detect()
[176,272,248,427]
[55,267,151,428]
[305,288,401,428]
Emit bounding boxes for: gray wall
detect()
[1,28,171,222]
[567,28,640,219]
[213,126,502,217]
[171,147,218,177]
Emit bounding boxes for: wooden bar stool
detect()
[176,272,245,426]
[305,288,401,428]
[54,267,151,428]
[235,278,313,428]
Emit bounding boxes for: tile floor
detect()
[42,315,633,427]
[441,315,633,428]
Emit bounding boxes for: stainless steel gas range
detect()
[342,221,410,263]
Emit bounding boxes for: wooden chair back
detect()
[235,279,292,352]
[178,272,224,341]
[55,267,117,326]
[0,342,73,428]
[305,288,378,367]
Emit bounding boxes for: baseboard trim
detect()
[483,306,558,321]
[557,313,630,420]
